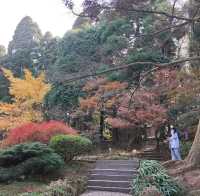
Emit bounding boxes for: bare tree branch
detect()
[68,2,200,22]
[66,1,197,44]
[136,21,189,38]
[128,56,200,108]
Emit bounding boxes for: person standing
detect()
[169,125,182,160]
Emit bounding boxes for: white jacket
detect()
[169,129,180,149]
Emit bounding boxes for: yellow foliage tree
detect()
[0,68,51,131]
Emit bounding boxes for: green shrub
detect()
[133,160,184,196]
[0,142,64,182]
[180,141,192,159]
[50,135,92,162]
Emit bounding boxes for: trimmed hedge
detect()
[50,135,92,162]
[0,142,64,182]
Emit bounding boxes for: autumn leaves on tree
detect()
[0,68,51,130]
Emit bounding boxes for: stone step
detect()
[142,150,160,154]
[95,164,136,170]
[85,159,138,194]
[140,157,163,161]
[141,157,162,160]
[90,174,135,181]
[87,186,131,193]
[96,160,138,164]
[88,180,131,188]
[141,154,162,158]
[90,169,138,176]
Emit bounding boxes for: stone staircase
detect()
[138,148,164,161]
[137,138,169,161]
[86,159,139,194]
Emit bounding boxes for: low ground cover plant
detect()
[132,160,184,196]
[19,177,87,196]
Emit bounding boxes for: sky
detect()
[0,0,187,48]
[0,0,83,48]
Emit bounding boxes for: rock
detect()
[132,149,138,156]
[139,186,164,196]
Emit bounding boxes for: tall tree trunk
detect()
[186,119,200,166]
[99,110,105,140]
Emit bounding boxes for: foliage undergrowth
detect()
[180,141,192,159]
[132,160,184,196]
[19,177,87,196]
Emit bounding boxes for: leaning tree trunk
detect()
[186,119,200,166]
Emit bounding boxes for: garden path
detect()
[81,159,139,195]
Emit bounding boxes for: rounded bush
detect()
[50,135,92,162]
[4,120,78,146]
[0,142,64,182]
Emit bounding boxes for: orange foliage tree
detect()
[0,68,51,131]
[3,120,77,146]
[80,77,128,112]
[107,90,167,130]
[79,77,128,139]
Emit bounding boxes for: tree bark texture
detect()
[186,119,200,166]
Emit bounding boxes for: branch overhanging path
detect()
[62,1,200,108]
[68,3,200,22]
[61,56,200,84]
[65,0,200,46]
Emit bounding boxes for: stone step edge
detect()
[96,159,138,161]
[87,185,131,190]
[90,174,135,177]
[91,169,138,171]
[88,180,131,183]
[96,162,138,164]
[96,161,138,163]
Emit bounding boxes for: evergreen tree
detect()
[1,16,43,76]
[8,16,42,55]
[39,32,59,74]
